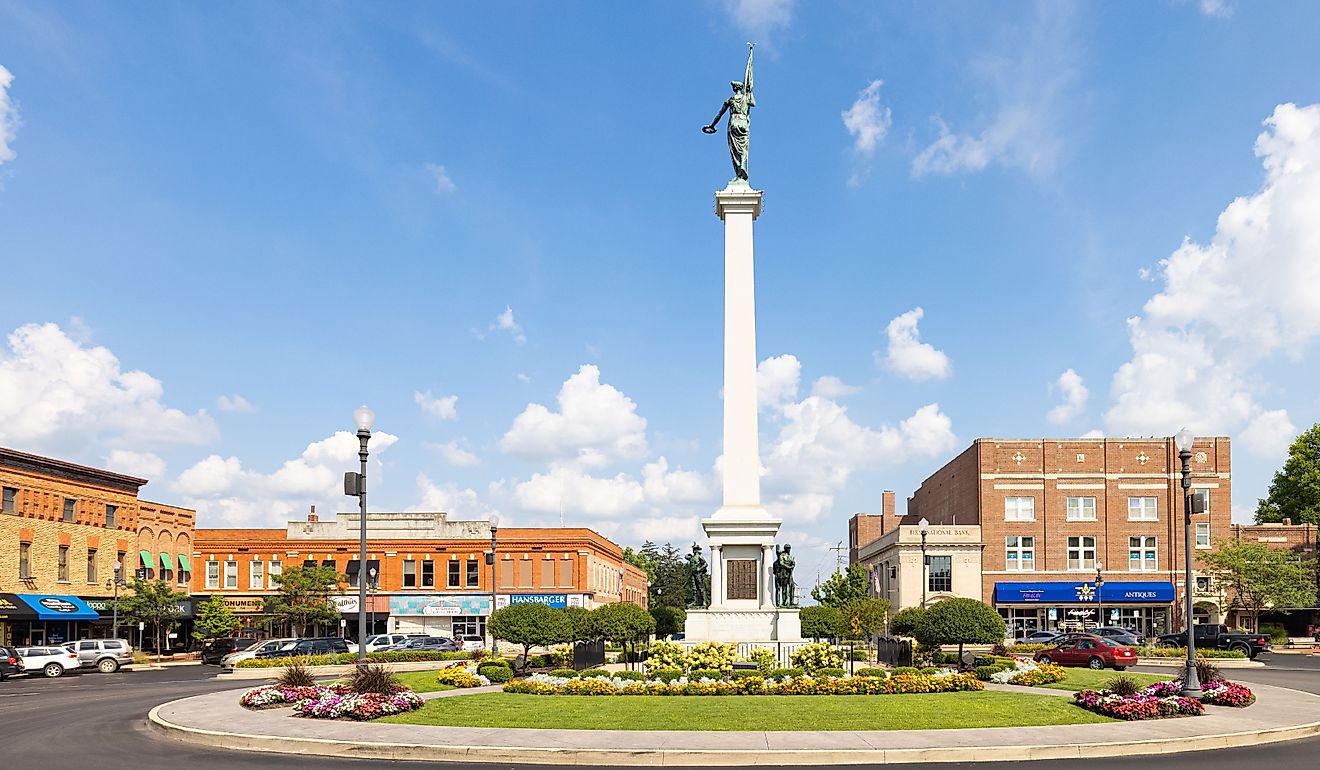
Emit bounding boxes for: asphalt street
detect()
[1,656,1319,769]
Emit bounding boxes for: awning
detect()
[0,593,40,620]
[160,552,176,571]
[994,581,1175,604]
[15,594,100,620]
[139,549,153,570]
[177,554,192,573]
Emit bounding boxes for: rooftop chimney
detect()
[308,504,318,523]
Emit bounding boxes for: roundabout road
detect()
[2,660,1319,769]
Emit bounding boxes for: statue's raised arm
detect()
[702,42,756,184]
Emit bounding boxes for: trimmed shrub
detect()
[742,647,778,675]
[549,668,579,678]
[278,663,316,688]
[614,670,646,681]
[770,667,806,679]
[855,667,887,678]
[816,667,847,678]
[689,641,738,672]
[1260,624,1289,645]
[790,642,844,673]
[579,668,611,678]
[478,664,513,683]
[974,666,998,681]
[236,650,474,669]
[689,668,724,681]
[647,640,690,672]
[849,649,867,661]
[1137,646,1246,659]
[649,668,684,683]
[730,669,764,681]
[891,666,920,676]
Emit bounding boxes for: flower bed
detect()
[1072,678,1255,720]
[435,665,491,688]
[239,683,425,720]
[502,671,983,697]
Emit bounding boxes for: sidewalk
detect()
[149,680,1320,765]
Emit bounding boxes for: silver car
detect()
[62,639,134,673]
[220,637,298,671]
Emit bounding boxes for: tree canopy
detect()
[120,578,187,660]
[489,602,571,667]
[800,604,841,640]
[810,564,869,607]
[1256,423,1320,525]
[890,606,926,637]
[264,564,344,636]
[913,598,1005,659]
[650,605,686,638]
[1201,539,1317,630]
[193,593,239,639]
[839,597,891,641]
[623,544,658,582]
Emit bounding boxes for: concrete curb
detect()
[146,684,1320,765]
[1137,657,1265,669]
[219,660,464,680]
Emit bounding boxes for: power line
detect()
[829,541,847,574]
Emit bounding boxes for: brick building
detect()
[0,447,195,647]
[193,509,648,641]
[1227,520,1320,635]
[851,437,1229,640]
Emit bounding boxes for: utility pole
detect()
[829,541,847,574]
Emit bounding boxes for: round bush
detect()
[730,669,764,681]
[974,666,998,681]
[769,667,806,679]
[689,668,724,681]
[579,668,611,679]
[648,668,684,683]
[891,666,920,676]
[855,667,887,678]
[479,665,513,683]
[816,667,847,678]
[849,649,867,661]
[549,668,578,678]
[614,670,645,681]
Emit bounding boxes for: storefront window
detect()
[1005,536,1035,571]
[1066,536,1096,571]
[453,615,486,638]
[1066,497,1096,521]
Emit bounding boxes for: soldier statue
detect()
[686,544,711,608]
[773,544,797,608]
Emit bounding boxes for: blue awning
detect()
[16,594,101,620]
[994,581,1175,604]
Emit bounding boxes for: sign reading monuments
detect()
[726,559,758,600]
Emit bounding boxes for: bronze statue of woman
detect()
[703,43,755,184]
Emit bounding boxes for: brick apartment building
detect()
[193,509,648,641]
[0,447,196,648]
[1228,520,1320,636]
[851,437,1230,639]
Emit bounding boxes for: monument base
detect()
[683,607,801,643]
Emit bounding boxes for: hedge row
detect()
[235,650,475,669]
[1137,647,1248,659]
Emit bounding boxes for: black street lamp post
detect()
[107,560,123,638]
[368,567,378,637]
[1095,562,1105,630]
[1175,427,1203,699]
[344,405,374,669]
[918,517,929,609]
[488,514,501,655]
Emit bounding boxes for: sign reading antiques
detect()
[726,560,758,600]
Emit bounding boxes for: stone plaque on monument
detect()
[726,559,758,600]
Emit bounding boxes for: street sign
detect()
[138,622,145,630]
[339,618,346,628]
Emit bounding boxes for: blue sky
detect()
[2,1,1318,583]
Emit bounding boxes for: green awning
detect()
[160,552,176,571]
[139,550,153,570]
[177,554,192,572]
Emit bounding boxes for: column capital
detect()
[715,187,763,221]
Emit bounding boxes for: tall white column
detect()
[711,545,725,608]
[761,544,774,609]
[714,187,765,517]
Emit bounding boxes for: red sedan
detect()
[1033,634,1137,670]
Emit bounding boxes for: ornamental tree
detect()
[650,605,686,638]
[1200,539,1317,631]
[810,564,870,607]
[839,597,890,642]
[193,594,239,640]
[265,565,345,637]
[889,606,927,637]
[591,601,656,670]
[120,578,186,662]
[913,598,1006,662]
[800,604,841,640]
[488,602,571,669]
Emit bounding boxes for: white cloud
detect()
[104,449,166,481]
[414,389,458,420]
[811,376,861,399]
[642,457,717,506]
[1080,429,1105,439]
[0,322,218,454]
[912,3,1076,177]
[757,354,801,411]
[425,162,456,193]
[1104,103,1320,457]
[515,373,531,384]
[724,0,796,42]
[216,394,255,413]
[500,365,648,465]
[877,307,952,381]
[410,473,497,518]
[173,430,399,527]
[0,65,16,166]
[1198,0,1233,19]
[842,80,891,185]
[491,306,526,345]
[432,440,480,467]
[1047,369,1089,424]
[511,464,646,518]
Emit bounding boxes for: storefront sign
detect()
[329,595,359,613]
[391,595,491,616]
[422,605,461,616]
[209,596,267,613]
[994,581,1175,604]
[15,594,100,620]
[84,598,194,618]
[509,594,569,608]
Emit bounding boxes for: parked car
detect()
[1090,626,1144,647]
[61,639,135,673]
[201,637,259,665]
[1033,635,1137,670]
[1155,624,1271,658]
[17,646,82,678]
[255,637,352,659]
[220,638,298,670]
[362,634,425,653]
[458,635,485,652]
[0,645,20,680]
[391,636,460,652]
[1015,631,1059,645]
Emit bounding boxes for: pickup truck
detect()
[1155,624,1271,658]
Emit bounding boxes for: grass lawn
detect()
[376,692,1115,730]
[392,671,456,694]
[1040,668,1171,692]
